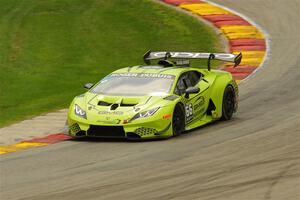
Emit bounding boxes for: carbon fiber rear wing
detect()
[143,50,242,70]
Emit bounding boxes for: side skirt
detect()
[185,114,216,131]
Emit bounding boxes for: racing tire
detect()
[221,85,235,120]
[172,104,185,136]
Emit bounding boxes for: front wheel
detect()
[172,104,185,136]
[221,85,235,120]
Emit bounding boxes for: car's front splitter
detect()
[67,117,173,139]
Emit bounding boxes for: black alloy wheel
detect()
[172,104,185,136]
[221,85,235,120]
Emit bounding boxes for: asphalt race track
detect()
[1,0,300,199]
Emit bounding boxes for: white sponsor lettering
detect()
[185,103,193,117]
[111,73,174,79]
[151,52,236,61]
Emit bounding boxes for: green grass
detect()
[0,0,222,127]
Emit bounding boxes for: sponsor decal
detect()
[96,119,121,124]
[194,107,206,118]
[194,96,205,111]
[111,73,175,79]
[98,111,123,115]
[152,52,236,61]
[185,103,193,123]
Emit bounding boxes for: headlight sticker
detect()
[74,104,87,119]
[130,107,160,122]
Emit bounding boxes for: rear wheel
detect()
[221,85,235,120]
[172,104,185,136]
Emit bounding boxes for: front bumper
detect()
[67,116,173,139]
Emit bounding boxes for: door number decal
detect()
[185,103,193,123]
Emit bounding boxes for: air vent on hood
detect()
[98,101,112,106]
[120,102,137,107]
[110,104,119,110]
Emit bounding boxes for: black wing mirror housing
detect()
[185,86,200,98]
[84,83,94,90]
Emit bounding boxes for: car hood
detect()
[73,92,175,125]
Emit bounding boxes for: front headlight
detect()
[130,107,160,122]
[74,104,86,119]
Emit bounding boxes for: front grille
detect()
[135,127,158,136]
[87,125,125,138]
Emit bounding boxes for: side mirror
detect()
[185,86,200,98]
[84,83,94,90]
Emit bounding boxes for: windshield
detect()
[91,73,175,96]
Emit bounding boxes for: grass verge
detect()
[0,0,222,127]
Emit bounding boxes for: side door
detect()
[174,71,207,124]
[191,72,210,121]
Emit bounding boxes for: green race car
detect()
[67,51,242,139]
